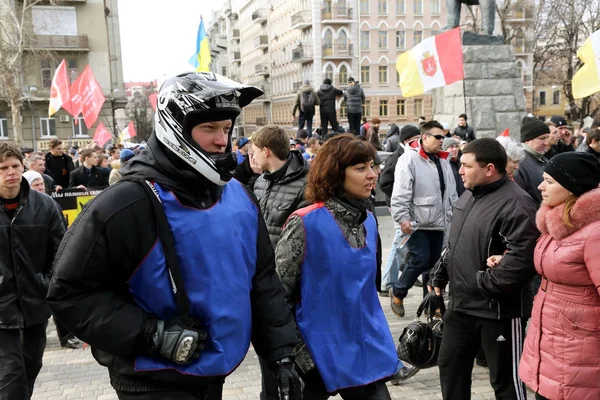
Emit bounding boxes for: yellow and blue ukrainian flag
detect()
[188,16,211,72]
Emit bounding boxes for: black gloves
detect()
[151,318,207,364]
[273,357,303,400]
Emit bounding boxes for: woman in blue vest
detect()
[276,134,415,399]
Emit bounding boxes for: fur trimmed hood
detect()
[536,188,600,239]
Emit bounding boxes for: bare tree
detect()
[125,92,154,142]
[0,0,58,146]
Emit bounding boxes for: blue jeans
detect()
[392,230,444,300]
[381,227,409,291]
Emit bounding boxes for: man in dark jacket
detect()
[546,115,574,157]
[343,77,365,134]
[47,72,302,400]
[442,138,465,197]
[45,138,74,188]
[429,138,538,400]
[292,79,320,134]
[454,113,476,142]
[577,127,600,160]
[514,117,551,206]
[250,125,310,400]
[0,143,65,399]
[68,149,109,188]
[384,124,400,152]
[27,152,62,195]
[317,78,343,135]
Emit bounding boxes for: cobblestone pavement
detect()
[33,216,531,400]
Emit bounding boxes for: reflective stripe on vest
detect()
[294,203,399,392]
[128,180,258,376]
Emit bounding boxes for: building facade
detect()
[0,0,125,150]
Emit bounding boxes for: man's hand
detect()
[486,255,503,268]
[563,129,572,145]
[55,185,63,191]
[273,357,303,400]
[151,318,207,364]
[76,185,86,190]
[400,220,413,235]
[427,286,443,297]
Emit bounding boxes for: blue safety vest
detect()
[128,180,258,376]
[294,203,399,392]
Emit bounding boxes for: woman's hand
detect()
[486,255,503,268]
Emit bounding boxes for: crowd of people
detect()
[1,71,599,400]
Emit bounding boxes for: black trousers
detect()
[0,322,48,400]
[320,112,339,135]
[438,310,527,400]
[53,315,75,345]
[116,382,223,400]
[258,356,280,400]
[347,112,362,135]
[301,367,391,400]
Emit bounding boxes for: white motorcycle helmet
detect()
[155,72,262,185]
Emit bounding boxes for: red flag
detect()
[148,93,157,112]
[93,122,113,147]
[67,66,106,128]
[501,129,510,137]
[48,59,72,116]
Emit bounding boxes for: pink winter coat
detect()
[519,188,600,400]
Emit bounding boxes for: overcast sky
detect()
[118,0,225,82]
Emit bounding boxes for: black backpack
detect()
[396,292,445,369]
[300,91,316,114]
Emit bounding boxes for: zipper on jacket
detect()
[351,227,362,247]
[8,201,27,327]
[534,236,552,390]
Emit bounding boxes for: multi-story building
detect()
[124,80,157,97]
[0,0,126,150]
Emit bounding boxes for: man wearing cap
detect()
[390,121,458,317]
[235,137,250,164]
[317,78,343,135]
[442,138,465,197]
[514,117,551,206]
[343,77,365,134]
[379,125,422,294]
[292,79,319,134]
[546,115,574,158]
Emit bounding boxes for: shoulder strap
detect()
[136,179,193,322]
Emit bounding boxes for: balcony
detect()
[322,6,352,22]
[256,117,267,125]
[232,29,240,39]
[253,35,268,50]
[293,81,303,91]
[25,34,89,51]
[291,10,312,30]
[252,9,267,24]
[292,46,314,64]
[229,51,241,64]
[255,63,269,76]
[323,43,353,59]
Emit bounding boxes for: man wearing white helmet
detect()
[47,72,302,400]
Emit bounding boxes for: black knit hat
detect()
[520,117,550,142]
[399,125,421,143]
[544,152,600,196]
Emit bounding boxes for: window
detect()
[413,99,423,117]
[339,65,348,84]
[32,5,77,35]
[378,31,388,49]
[325,65,334,81]
[380,100,388,116]
[431,29,440,37]
[360,0,369,14]
[221,67,227,76]
[340,102,347,118]
[324,30,333,55]
[40,117,56,137]
[339,30,348,49]
[539,91,546,105]
[0,118,8,139]
[361,66,370,83]
[379,66,388,83]
[41,59,55,88]
[396,0,405,14]
[553,90,560,105]
[362,100,371,117]
[378,0,387,14]
[74,117,88,137]
[67,59,78,84]
[414,30,423,45]
[397,99,406,116]
[396,30,405,49]
[360,31,370,50]
[413,0,423,14]
[431,0,440,14]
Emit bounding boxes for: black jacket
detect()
[343,84,365,114]
[42,173,57,195]
[47,134,298,392]
[379,145,405,207]
[69,165,109,188]
[449,155,465,197]
[253,151,310,247]
[0,180,65,328]
[317,84,343,114]
[514,149,546,206]
[454,124,476,142]
[45,152,74,188]
[430,177,539,320]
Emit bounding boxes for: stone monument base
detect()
[433,36,527,140]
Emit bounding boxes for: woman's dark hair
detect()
[305,134,376,202]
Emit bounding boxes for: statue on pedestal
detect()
[446,0,497,36]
